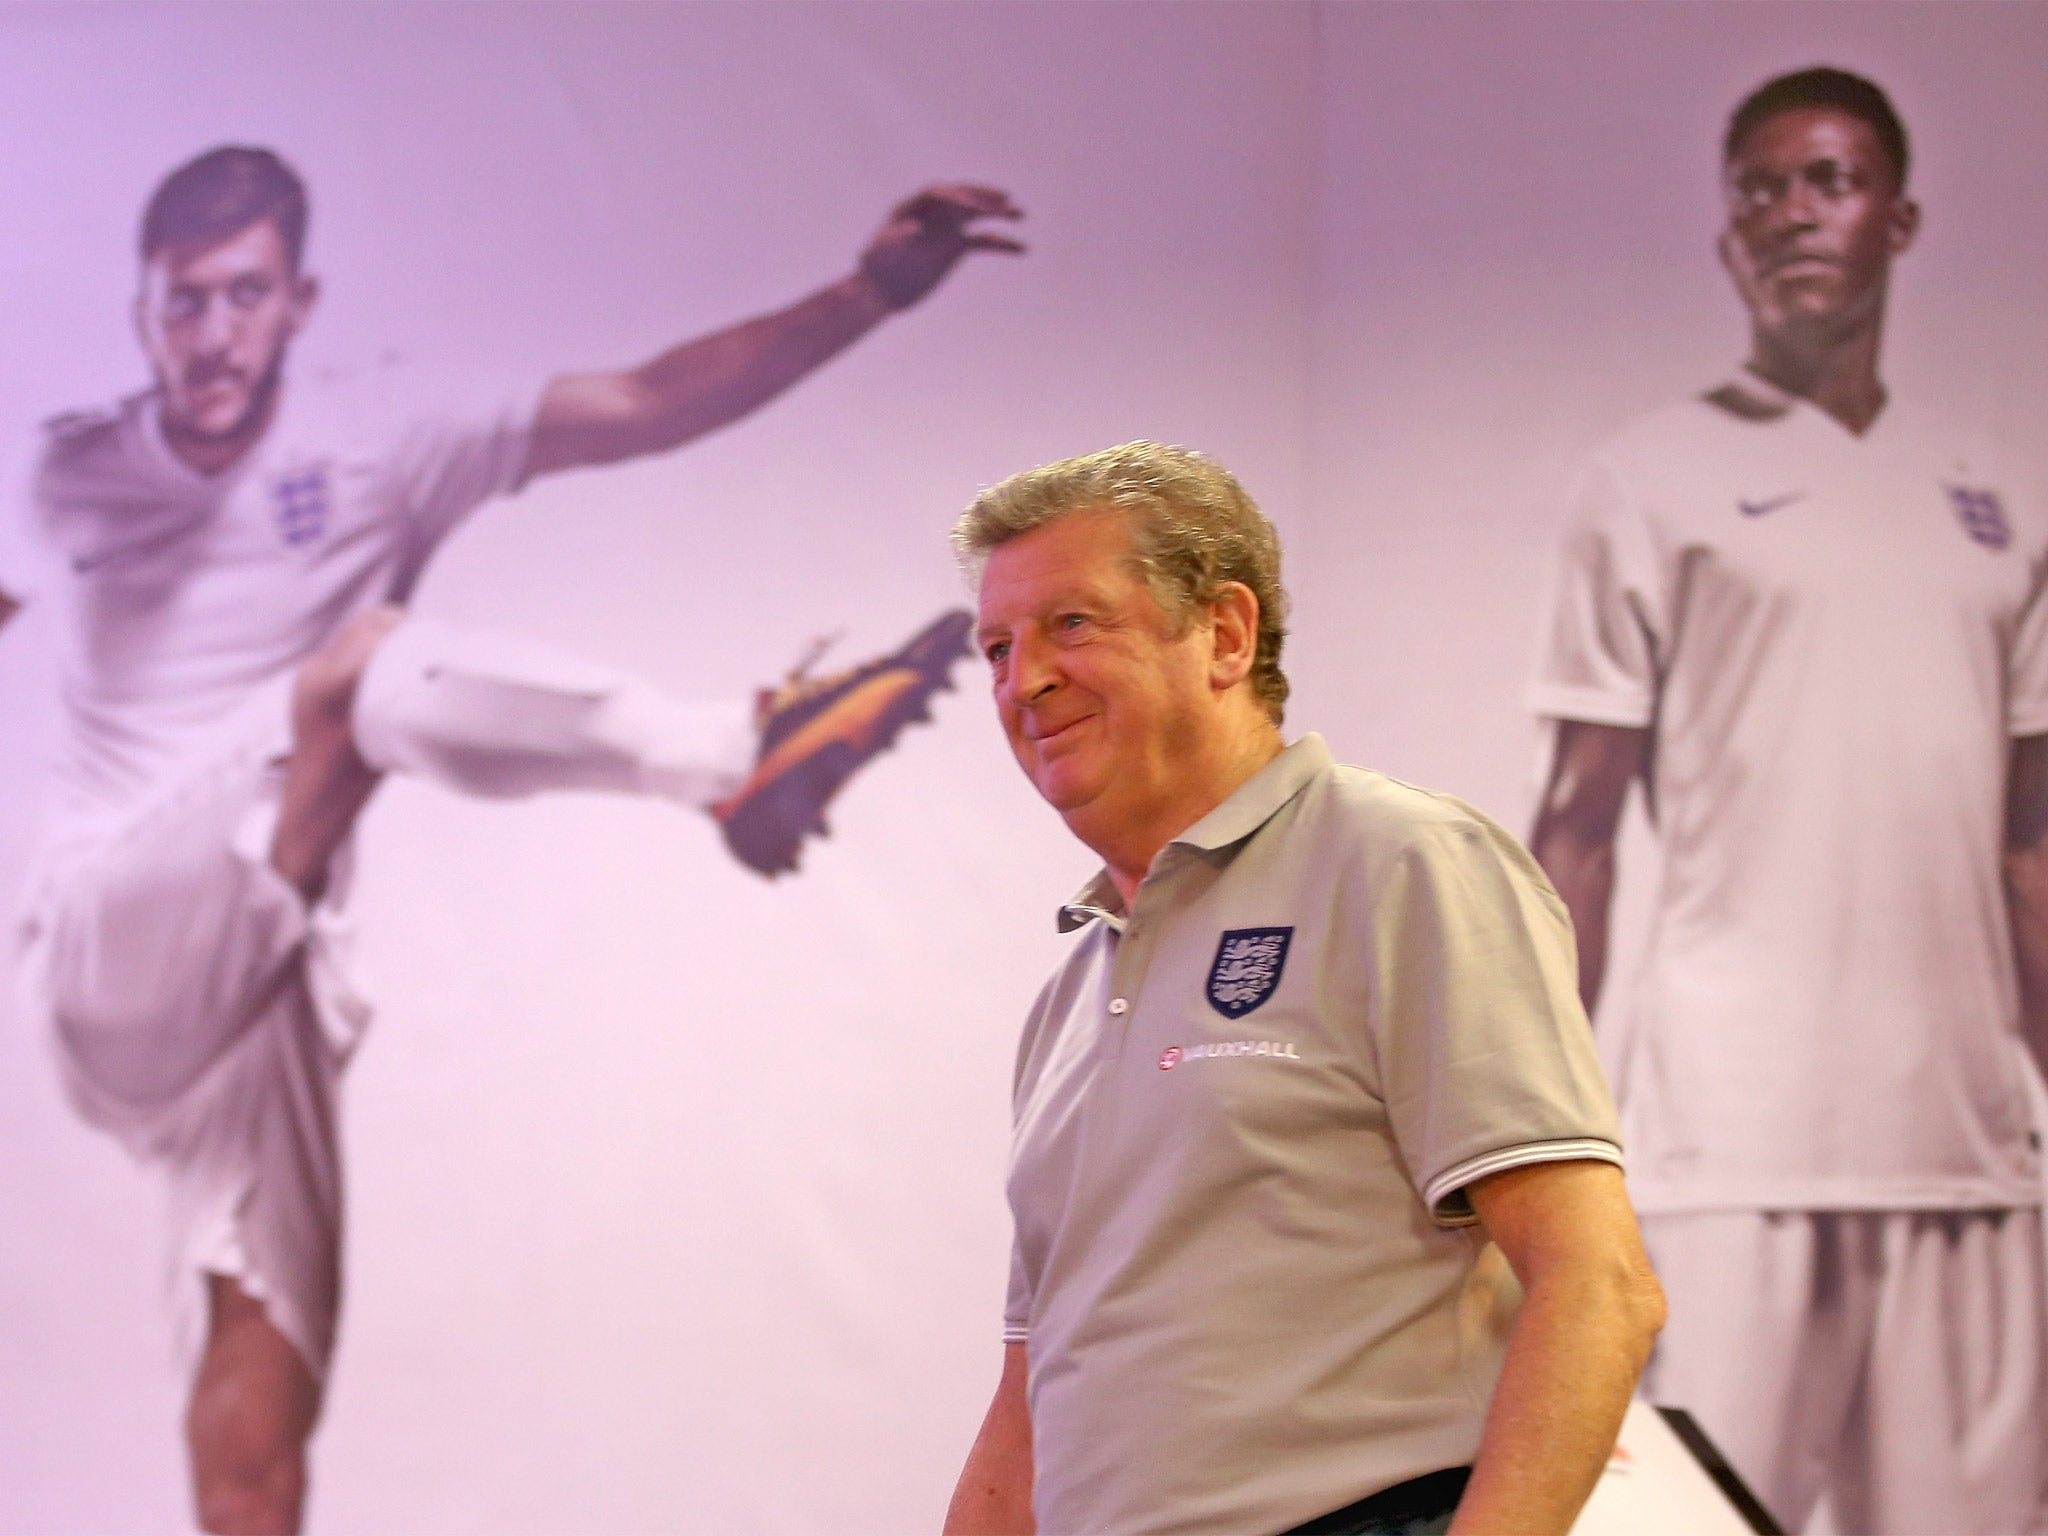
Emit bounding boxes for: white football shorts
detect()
[1643,1206,2048,1535]
[17,705,367,1381]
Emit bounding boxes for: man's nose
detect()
[1769,179,1824,232]
[192,292,239,349]
[1004,632,1059,705]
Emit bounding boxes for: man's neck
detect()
[1746,311,1888,436]
[158,386,280,478]
[1085,723,1285,909]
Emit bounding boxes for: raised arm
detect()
[943,1341,1035,1536]
[2004,732,2048,1081]
[1528,720,1650,1013]
[1452,1160,1666,1536]
[524,185,1023,480]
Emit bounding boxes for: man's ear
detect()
[1888,196,1921,257]
[286,271,321,334]
[1207,581,1260,692]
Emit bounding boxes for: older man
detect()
[944,442,1664,1536]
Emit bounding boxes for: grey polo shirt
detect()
[1003,734,1622,1536]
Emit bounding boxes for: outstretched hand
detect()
[858,184,1025,311]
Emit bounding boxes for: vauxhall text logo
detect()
[1158,1040,1303,1071]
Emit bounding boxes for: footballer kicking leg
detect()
[171,600,977,1530]
[339,603,975,875]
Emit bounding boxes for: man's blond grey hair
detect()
[952,441,1289,723]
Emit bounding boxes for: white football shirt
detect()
[20,361,538,823]
[1533,370,2048,1211]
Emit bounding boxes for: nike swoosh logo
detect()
[1738,492,1805,518]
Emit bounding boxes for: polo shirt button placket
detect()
[1101,989,1139,1058]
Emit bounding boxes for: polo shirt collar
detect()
[1055,733,1330,932]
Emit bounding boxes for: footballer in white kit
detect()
[0,145,1024,1535]
[1530,69,2048,1535]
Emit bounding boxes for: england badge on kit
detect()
[1206,927,1293,1019]
[1946,483,2012,551]
[272,463,332,548]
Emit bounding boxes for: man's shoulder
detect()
[31,390,159,508]
[1587,387,1763,472]
[36,391,145,468]
[283,353,538,460]
[1297,759,1516,869]
[279,353,422,431]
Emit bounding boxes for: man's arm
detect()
[2005,733,2048,1080]
[1528,721,1649,1012]
[943,1341,1034,1536]
[524,185,1023,479]
[1453,1160,1665,1536]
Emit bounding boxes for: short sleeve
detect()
[1527,455,1666,728]
[386,372,543,549]
[1368,815,1623,1226]
[1002,1239,1030,1343]
[2010,473,2048,736]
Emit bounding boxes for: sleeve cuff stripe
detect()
[1001,1325,1028,1343]
[1425,1138,1624,1222]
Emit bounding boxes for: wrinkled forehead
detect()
[975,507,1150,619]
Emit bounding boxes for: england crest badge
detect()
[1206,927,1293,1019]
[1946,483,2011,551]
[272,463,332,548]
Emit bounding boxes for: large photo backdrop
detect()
[0,5,1317,1532]
[1,3,2043,1533]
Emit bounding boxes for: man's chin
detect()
[1756,295,1862,350]
[1759,274,1853,323]
[165,400,262,446]
[1030,761,1104,816]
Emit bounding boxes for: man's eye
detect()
[164,290,204,322]
[1803,161,1861,198]
[1055,613,1087,631]
[1731,171,1785,210]
[985,641,1010,664]
[228,277,273,308]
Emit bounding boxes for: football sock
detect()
[350,618,753,809]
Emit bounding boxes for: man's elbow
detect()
[1558,1240,1667,1371]
[1621,1259,1667,1363]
